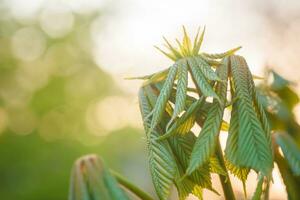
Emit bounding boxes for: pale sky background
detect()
[6,0,300,199]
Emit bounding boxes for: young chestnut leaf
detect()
[186,58,228,175]
[144,85,218,198]
[194,56,222,81]
[170,59,188,125]
[187,57,220,101]
[201,46,241,59]
[139,88,177,200]
[225,98,250,197]
[148,64,178,134]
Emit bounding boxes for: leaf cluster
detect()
[68,27,300,200]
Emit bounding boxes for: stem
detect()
[110,170,155,200]
[215,139,236,200]
[262,179,270,200]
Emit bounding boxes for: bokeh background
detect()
[0,0,300,199]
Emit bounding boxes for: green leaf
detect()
[139,88,177,200]
[225,79,250,198]
[171,59,188,122]
[187,57,219,100]
[209,156,227,176]
[275,133,300,176]
[201,46,241,59]
[168,132,214,195]
[149,64,178,134]
[193,26,205,55]
[176,38,186,56]
[225,98,250,197]
[154,46,177,61]
[163,37,182,59]
[142,68,170,86]
[247,69,272,149]
[68,155,130,200]
[158,97,205,140]
[221,120,229,131]
[182,26,192,55]
[225,92,240,163]
[192,26,201,54]
[176,115,196,135]
[225,160,249,197]
[187,60,228,175]
[230,55,273,176]
[176,179,203,200]
[142,86,212,199]
[199,55,222,67]
[194,56,221,81]
[225,160,250,183]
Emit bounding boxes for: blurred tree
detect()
[0,1,150,200]
[0,1,121,142]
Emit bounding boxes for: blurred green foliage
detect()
[0,128,147,200]
[0,1,150,200]
[257,70,300,143]
[0,1,120,141]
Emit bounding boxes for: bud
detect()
[68,154,130,200]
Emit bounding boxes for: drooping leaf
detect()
[200,55,222,67]
[247,67,272,149]
[171,59,188,122]
[143,86,211,199]
[225,96,250,192]
[194,56,221,81]
[187,59,228,175]
[139,88,177,200]
[220,120,229,131]
[158,97,205,140]
[275,133,300,176]
[225,160,249,197]
[149,64,178,134]
[225,94,250,197]
[187,57,219,100]
[209,156,227,176]
[176,178,203,200]
[176,115,196,135]
[230,55,273,176]
[201,46,241,59]
[142,68,170,86]
[126,68,167,80]
[168,133,213,198]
